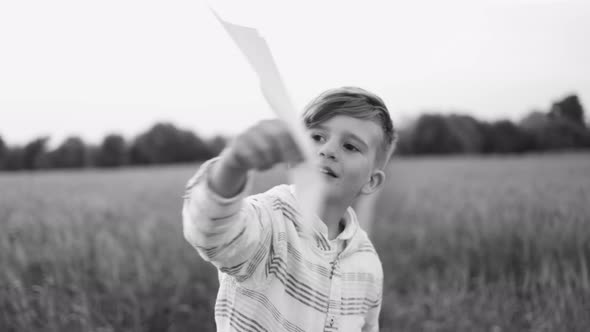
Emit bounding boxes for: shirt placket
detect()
[325,255,342,331]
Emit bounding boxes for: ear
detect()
[361,169,385,195]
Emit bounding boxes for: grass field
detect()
[1,153,589,332]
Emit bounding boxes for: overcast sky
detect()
[1,0,589,146]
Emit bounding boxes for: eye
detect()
[343,143,359,152]
[311,134,325,143]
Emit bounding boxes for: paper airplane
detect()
[210,7,324,225]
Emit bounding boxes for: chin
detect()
[322,184,347,201]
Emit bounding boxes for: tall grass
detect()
[1,154,589,332]
[373,154,590,331]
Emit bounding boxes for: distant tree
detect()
[445,114,486,153]
[521,96,590,150]
[410,114,477,154]
[549,94,585,127]
[393,128,414,155]
[0,135,6,168]
[86,144,101,168]
[130,123,213,165]
[22,136,50,170]
[486,120,533,153]
[52,136,88,168]
[97,134,128,167]
[410,114,449,154]
[541,117,590,150]
[2,146,24,171]
[520,111,549,131]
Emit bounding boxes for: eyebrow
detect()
[344,132,369,150]
[315,125,369,150]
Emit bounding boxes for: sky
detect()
[1,0,589,147]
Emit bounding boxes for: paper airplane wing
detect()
[211,8,324,225]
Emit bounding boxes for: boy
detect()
[182,86,396,332]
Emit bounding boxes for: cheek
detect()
[344,158,371,184]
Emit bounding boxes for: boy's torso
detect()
[214,184,383,332]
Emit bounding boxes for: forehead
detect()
[312,115,384,147]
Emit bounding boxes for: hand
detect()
[222,119,305,172]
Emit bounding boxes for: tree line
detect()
[0,123,226,171]
[396,94,590,155]
[1,94,589,171]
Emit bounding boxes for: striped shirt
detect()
[182,158,383,332]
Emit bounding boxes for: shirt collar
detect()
[337,207,358,241]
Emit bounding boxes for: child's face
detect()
[308,115,385,203]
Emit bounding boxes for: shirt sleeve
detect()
[362,274,383,332]
[182,157,273,283]
[362,301,381,332]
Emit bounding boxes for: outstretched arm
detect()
[182,119,302,282]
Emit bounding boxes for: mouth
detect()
[319,166,339,178]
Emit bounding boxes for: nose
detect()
[317,140,337,160]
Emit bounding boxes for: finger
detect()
[245,130,276,170]
[257,120,287,164]
[275,128,304,165]
[267,123,293,164]
[265,119,304,163]
[228,141,256,170]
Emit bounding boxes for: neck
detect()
[319,197,352,240]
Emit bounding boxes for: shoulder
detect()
[247,184,295,206]
[243,184,299,223]
[352,228,384,280]
[244,184,306,245]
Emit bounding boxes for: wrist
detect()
[207,151,249,198]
